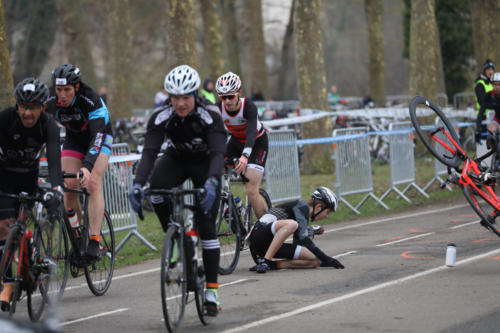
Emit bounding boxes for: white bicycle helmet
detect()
[216,72,242,95]
[491,72,500,83]
[164,65,201,95]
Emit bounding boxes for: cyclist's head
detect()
[493,73,500,94]
[52,64,82,87]
[164,65,201,96]
[483,59,495,78]
[216,72,242,96]
[491,72,500,83]
[310,186,338,221]
[14,78,49,128]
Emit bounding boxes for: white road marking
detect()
[219,247,500,333]
[376,232,435,247]
[450,220,480,229]
[335,250,357,257]
[166,278,249,301]
[61,308,128,326]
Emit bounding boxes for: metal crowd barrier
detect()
[453,92,475,110]
[104,143,156,253]
[333,127,389,214]
[380,122,429,203]
[265,130,301,204]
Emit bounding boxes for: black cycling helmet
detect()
[483,59,495,72]
[14,77,49,105]
[52,64,81,86]
[312,186,338,211]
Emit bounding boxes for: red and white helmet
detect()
[216,72,242,95]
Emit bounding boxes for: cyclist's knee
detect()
[86,177,103,195]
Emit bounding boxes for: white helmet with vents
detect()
[216,72,242,95]
[164,65,201,95]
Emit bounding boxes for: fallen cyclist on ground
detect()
[246,186,345,273]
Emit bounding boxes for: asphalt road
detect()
[4,199,500,333]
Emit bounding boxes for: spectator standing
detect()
[201,78,217,104]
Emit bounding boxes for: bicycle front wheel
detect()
[463,184,500,237]
[216,197,241,275]
[0,224,21,317]
[409,95,463,169]
[161,225,186,333]
[84,210,115,296]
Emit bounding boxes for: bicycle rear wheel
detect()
[194,263,211,325]
[84,210,115,296]
[43,215,69,301]
[216,197,241,275]
[463,184,500,237]
[409,95,463,169]
[161,225,186,333]
[0,225,21,317]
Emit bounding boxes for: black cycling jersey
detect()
[266,200,310,242]
[477,91,500,131]
[134,98,227,186]
[46,82,113,171]
[0,107,61,187]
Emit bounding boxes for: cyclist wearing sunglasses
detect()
[215,72,269,219]
[0,78,62,311]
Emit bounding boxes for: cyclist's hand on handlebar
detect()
[236,155,248,174]
[128,183,144,213]
[200,177,218,212]
[79,167,91,187]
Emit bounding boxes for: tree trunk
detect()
[434,19,446,97]
[12,0,57,83]
[166,0,198,70]
[364,0,386,107]
[57,0,97,88]
[200,0,223,81]
[278,0,296,100]
[294,0,331,174]
[221,0,241,74]
[0,0,14,109]
[470,0,498,74]
[108,0,133,120]
[409,0,438,102]
[239,0,268,98]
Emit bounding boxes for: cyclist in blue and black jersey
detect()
[46,64,113,259]
[247,187,345,273]
[0,78,62,311]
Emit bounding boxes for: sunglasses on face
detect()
[220,94,237,101]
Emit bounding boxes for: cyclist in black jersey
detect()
[46,64,113,259]
[128,65,226,316]
[247,187,345,273]
[0,78,62,311]
[215,72,269,219]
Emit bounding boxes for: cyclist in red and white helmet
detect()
[216,72,269,219]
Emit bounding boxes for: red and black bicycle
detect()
[409,95,500,237]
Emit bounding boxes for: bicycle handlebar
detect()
[224,157,250,183]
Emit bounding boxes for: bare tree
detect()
[166,0,198,70]
[0,0,14,109]
[364,0,386,107]
[58,0,97,88]
[409,0,438,101]
[277,0,296,100]
[221,0,241,75]
[200,0,223,81]
[294,0,331,173]
[470,0,499,73]
[108,0,133,120]
[239,0,268,98]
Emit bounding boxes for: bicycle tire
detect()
[217,197,241,275]
[46,215,69,300]
[409,95,463,169]
[161,225,186,333]
[84,210,115,296]
[0,224,21,317]
[193,261,209,325]
[463,184,500,237]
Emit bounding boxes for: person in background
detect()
[201,78,217,104]
[328,84,340,107]
[154,86,169,107]
[251,88,265,101]
[99,85,107,104]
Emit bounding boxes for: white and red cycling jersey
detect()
[219,97,264,146]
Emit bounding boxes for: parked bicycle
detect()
[48,172,115,297]
[409,95,500,236]
[135,186,210,333]
[0,188,61,321]
[216,159,272,275]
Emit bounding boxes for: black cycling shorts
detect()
[226,133,268,172]
[0,169,37,220]
[249,222,299,260]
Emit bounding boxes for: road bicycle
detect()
[0,188,60,321]
[49,172,115,297]
[409,95,500,237]
[216,159,272,275]
[136,186,210,333]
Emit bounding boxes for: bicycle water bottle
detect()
[446,243,456,267]
[235,196,243,211]
[67,209,80,238]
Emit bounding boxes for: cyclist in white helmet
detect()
[216,72,269,219]
[247,186,345,273]
[477,72,500,136]
[129,65,226,316]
